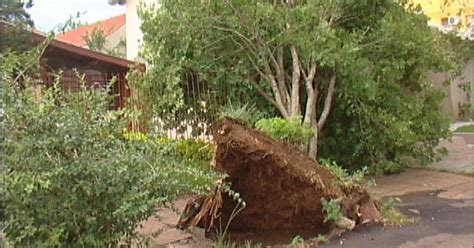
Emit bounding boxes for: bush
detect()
[255,117,313,146]
[149,137,214,173]
[320,159,368,186]
[1,49,217,246]
[123,130,148,141]
[174,139,214,163]
[218,102,264,126]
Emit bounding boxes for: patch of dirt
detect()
[178,118,381,240]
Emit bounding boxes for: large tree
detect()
[0,0,34,53]
[139,0,454,163]
[0,0,34,26]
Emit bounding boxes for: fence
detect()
[148,74,227,141]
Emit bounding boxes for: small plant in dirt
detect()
[255,117,313,146]
[315,234,330,244]
[380,197,416,226]
[321,198,342,223]
[320,159,369,187]
[243,240,262,248]
[290,235,305,247]
[214,183,247,248]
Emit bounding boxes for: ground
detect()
[322,169,474,248]
[137,122,474,247]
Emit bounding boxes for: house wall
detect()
[429,59,474,120]
[105,24,126,56]
[125,0,157,61]
[410,0,474,32]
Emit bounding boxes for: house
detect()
[409,0,474,119]
[1,21,144,110]
[57,14,126,58]
[109,0,156,61]
[410,0,474,39]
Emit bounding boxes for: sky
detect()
[27,0,125,32]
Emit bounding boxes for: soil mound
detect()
[177,118,381,236]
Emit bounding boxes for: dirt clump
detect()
[177,118,381,237]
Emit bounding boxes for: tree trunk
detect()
[290,46,301,118]
[307,125,318,160]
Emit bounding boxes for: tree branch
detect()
[245,52,289,118]
[303,60,317,125]
[317,75,336,130]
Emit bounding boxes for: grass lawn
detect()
[455,124,474,133]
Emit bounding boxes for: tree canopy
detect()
[0,0,35,53]
[139,0,457,172]
[0,0,34,27]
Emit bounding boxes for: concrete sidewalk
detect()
[369,168,474,201]
[426,135,474,175]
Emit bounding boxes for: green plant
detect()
[82,27,127,59]
[290,235,305,247]
[455,124,474,133]
[380,197,415,226]
[315,234,329,244]
[174,139,214,162]
[152,138,214,173]
[214,184,247,248]
[321,198,342,223]
[1,47,218,246]
[243,240,262,248]
[140,0,456,166]
[219,102,263,126]
[123,129,148,141]
[320,159,368,185]
[255,117,313,146]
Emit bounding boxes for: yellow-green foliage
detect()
[123,129,148,141]
[381,197,416,226]
[174,139,213,162]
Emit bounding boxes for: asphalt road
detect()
[321,191,474,248]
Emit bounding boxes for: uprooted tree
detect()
[177,118,382,237]
[139,0,456,169]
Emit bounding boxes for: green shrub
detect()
[321,198,342,223]
[218,102,264,126]
[320,159,368,186]
[255,117,313,146]
[455,124,474,133]
[174,139,214,162]
[1,49,217,246]
[123,129,148,141]
[150,138,214,173]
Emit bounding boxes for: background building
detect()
[410,0,474,39]
[57,14,126,58]
[109,0,156,61]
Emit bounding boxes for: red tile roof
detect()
[57,14,125,47]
